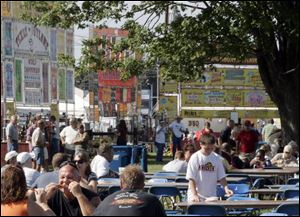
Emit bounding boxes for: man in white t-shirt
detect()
[91,139,119,179]
[186,134,233,202]
[60,118,78,159]
[155,120,168,162]
[169,116,187,159]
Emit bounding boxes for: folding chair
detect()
[275,203,299,216]
[187,204,226,216]
[149,186,182,214]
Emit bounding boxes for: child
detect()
[186,134,233,202]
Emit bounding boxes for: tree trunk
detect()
[257,54,299,146]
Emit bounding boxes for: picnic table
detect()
[176,200,298,210]
[228,168,299,184]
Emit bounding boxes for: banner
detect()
[1,62,3,99]
[24,58,41,88]
[50,103,59,121]
[25,89,41,105]
[182,68,264,88]
[15,59,23,102]
[42,63,49,103]
[58,68,66,101]
[57,29,65,55]
[6,102,15,117]
[1,1,12,17]
[4,21,13,57]
[94,106,99,122]
[181,89,203,107]
[50,29,57,61]
[89,91,94,105]
[244,90,274,107]
[50,63,58,101]
[5,62,14,98]
[98,71,136,88]
[66,30,74,56]
[160,80,178,94]
[181,89,275,107]
[14,22,49,56]
[181,109,279,118]
[159,96,178,120]
[66,69,74,102]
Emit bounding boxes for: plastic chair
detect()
[149,186,182,213]
[98,178,120,183]
[217,184,250,199]
[226,196,259,215]
[108,185,121,195]
[226,174,252,185]
[187,204,226,216]
[284,189,299,200]
[287,178,299,185]
[148,178,169,183]
[260,212,288,216]
[275,185,298,200]
[275,203,299,216]
[175,178,189,183]
[154,172,178,177]
[252,178,267,189]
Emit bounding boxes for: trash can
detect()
[110,146,132,172]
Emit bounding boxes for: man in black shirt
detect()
[45,161,100,216]
[93,165,166,216]
[218,119,235,146]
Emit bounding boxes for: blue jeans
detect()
[155,142,165,162]
[50,138,60,158]
[7,142,18,152]
[172,136,182,159]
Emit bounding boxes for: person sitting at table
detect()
[163,151,188,173]
[259,144,273,160]
[250,149,269,168]
[45,161,100,216]
[186,134,233,202]
[93,165,166,216]
[271,144,298,167]
[90,139,119,179]
[74,150,97,193]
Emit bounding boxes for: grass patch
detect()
[147,152,173,173]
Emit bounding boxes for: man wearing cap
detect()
[6,115,19,152]
[236,120,259,163]
[1,151,18,174]
[17,152,40,187]
[169,116,187,159]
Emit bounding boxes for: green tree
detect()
[23,1,299,145]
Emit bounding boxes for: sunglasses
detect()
[59,161,79,170]
[74,159,85,164]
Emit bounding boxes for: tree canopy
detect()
[22,1,299,144]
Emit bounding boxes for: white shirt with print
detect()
[186,151,226,201]
[169,121,186,138]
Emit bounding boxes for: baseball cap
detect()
[5,151,18,162]
[17,152,35,164]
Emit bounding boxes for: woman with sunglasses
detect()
[74,151,97,192]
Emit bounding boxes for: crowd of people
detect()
[156,116,299,171]
[1,114,299,216]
